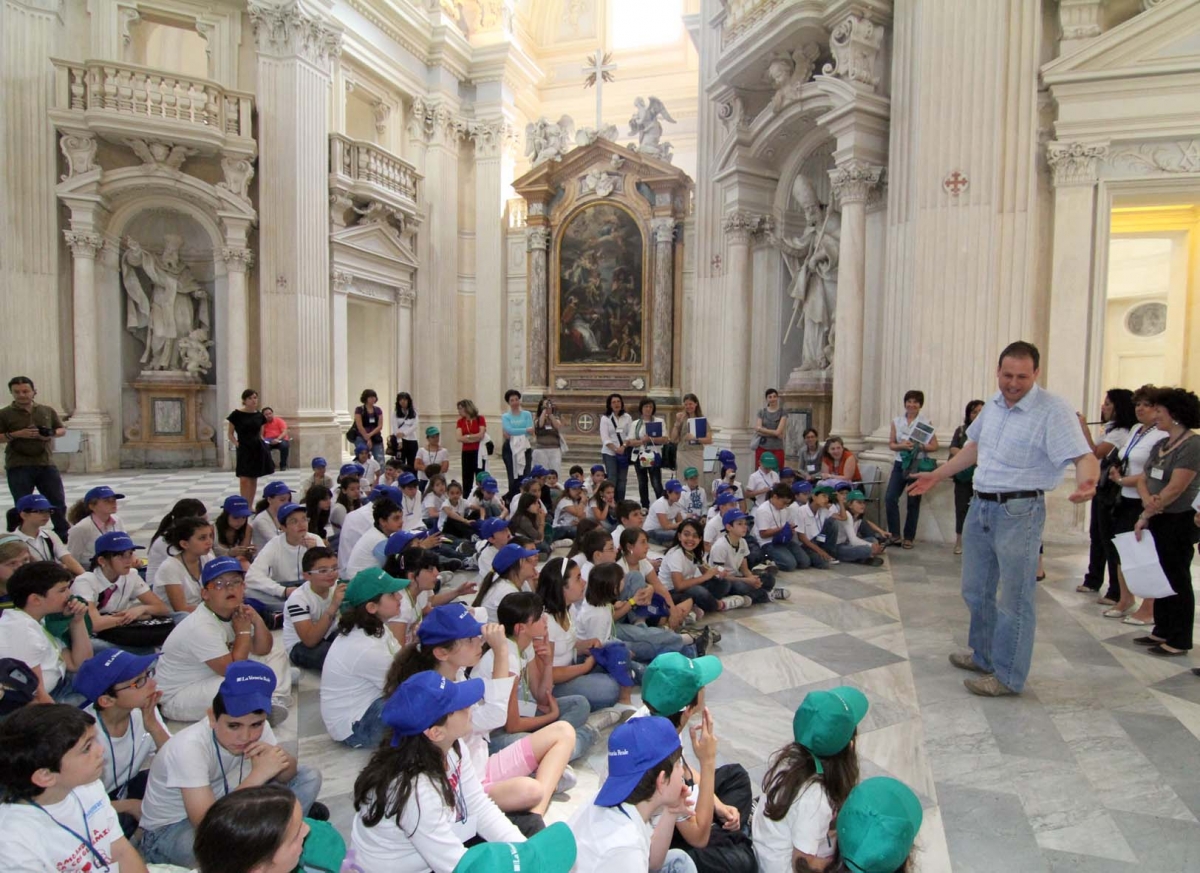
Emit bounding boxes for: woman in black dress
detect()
[226,388,274,502]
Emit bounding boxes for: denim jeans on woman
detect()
[602,453,629,502]
[553,661,621,711]
[885,460,922,541]
[960,494,1044,692]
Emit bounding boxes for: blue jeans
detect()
[142,765,322,867]
[728,572,774,605]
[554,663,621,711]
[551,525,577,541]
[663,849,700,873]
[6,463,68,539]
[833,541,874,563]
[646,528,676,546]
[603,454,629,503]
[765,540,810,571]
[289,638,333,670]
[885,460,922,541]
[801,518,839,569]
[343,696,387,748]
[961,495,1044,692]
[489,694,596,762]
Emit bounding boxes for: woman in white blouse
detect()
[600,393,633,503]
[884,390,938,549]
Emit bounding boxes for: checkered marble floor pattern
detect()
[7,469,1200,872]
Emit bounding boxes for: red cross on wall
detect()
[943,171,969,196]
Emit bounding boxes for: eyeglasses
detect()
[112,668,156,693]
[309,567,339,576]
[209,578,245,590]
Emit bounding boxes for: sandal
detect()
[901,540,914,550]
[953,545,963,556]
[1148,645,1188,657]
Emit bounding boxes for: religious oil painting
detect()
[556,203,645,365]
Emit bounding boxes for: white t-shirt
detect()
[144,536,171,590]
[361,457,382,486]
[338,503,377,575]
[15,527,70,564]
[702,514,725,547]
[140,718,279,832]
[66,514,124,567]
[748,469,780,505]
[416,446,450,481]
[644,497,684,533]
[422,491,445,521]
[391,589,432,646]
[346,527,387,578]
[0,607,65,692]
[478,578,519,625]
[569,802,652,873]
[546,612,577,668]
[156,606,243,704]
[893,414,934,463]
[71,569,151,614]
[476,639,537,717]
[575,601,614,645]
[396,414,420,441]
[400,493,426,532]
[754,501,791,537]
[680,485,708,517]
[1119,427,1168,499]
[459,665,516,779]
[320,628,399,741]
[153,554,212,608]
[246,535,310,599]
[438,496,470,529]
[83,704,169,796]
[349,745,523,873]
[752,779,836,871]
[553,497,584,530]
[796,503,829,542]
[0,780,123,871]
[475,542,498,583]
[708,534,748,573]
[661,546,704,592]
[282,582,336,652]
[250,511,282,551]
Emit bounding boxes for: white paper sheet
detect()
[1112,530,1176,599]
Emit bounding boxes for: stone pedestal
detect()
[121,377,217,468]
[779,387,832,448]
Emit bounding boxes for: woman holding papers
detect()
[1132,387,1200,657]
[884,390,939,549]
[671,393,712,483]
[631,398,666,509]
[601,393,634,503]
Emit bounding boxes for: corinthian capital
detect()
[722,211,771,243]
[248,0,343,65]
[651,217,678,245]
[1046,140,1109,187]
[829,161,884,205]
[64,231,103,258]
[222,246,255,272]
[526,227,550,251]
[469,120,519,159]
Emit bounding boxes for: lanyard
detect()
[1122,425,1154,462]
[91,516,109,537]
[26,793,110,871]
[447,754,467,824]
[98,714,136,797]
[212,730,245,796]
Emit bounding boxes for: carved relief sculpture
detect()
[628,97,676,163]
[525,116,576,165]
[122,235,212,375]
[767,44,820,113]
[776,175,840,372]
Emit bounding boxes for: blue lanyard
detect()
[27,792,110,871]
[212,730,245,795]
[97,714,136,798]
[1122,425,1153,462]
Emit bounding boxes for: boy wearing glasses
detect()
[155,557,293,723]
[282,547,346,670]
[74,649,171,837]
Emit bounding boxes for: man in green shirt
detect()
[0,376,68,539]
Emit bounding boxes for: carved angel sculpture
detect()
[628,97,675,149]
[127,138,196,170]
[524,115,576,165]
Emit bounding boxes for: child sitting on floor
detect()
[66,485,126,568]
[0,561,93,703]
[281,546,345,670]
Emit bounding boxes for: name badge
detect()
[815,534,826,543]
[1149,467,1165,481]
[806,464,816,472]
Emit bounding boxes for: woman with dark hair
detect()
[821,436,861,483]
[455,398,487,495]
[354,389,386,465]
[393,392,419,468]
[753,388,788,470]
[1132,387,1200,657]
[884,389,938,549]
[632,397,666,509]
[193,784,318,873]
[145,498,208,589]
[670,393,712,481]
[949,400,985,555]
[227,389,274,502]
[531,396,564,475]
[1078,388,1137,602]
[303,485,333,542]
[501,389,535,502]
[600,393,633,503]
[797,428,825,481]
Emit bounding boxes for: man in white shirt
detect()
[140,661,324,868]
[245,502,322,609]
[644,480,686,546]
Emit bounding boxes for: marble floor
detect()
[7,468,1200,872]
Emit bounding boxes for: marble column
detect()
[719,212,763,430]
[330,273,351,430]
[472,120,510,402]
[220,243,253,467]
[248,0,342,459]
[829,161,882,447]
[63,230,110,470]
[397,286,414,397]
[2,0,62,404]
[1045,141,1106,411]
[650,217,678,393]
[526,226,550,387]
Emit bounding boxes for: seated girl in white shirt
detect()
[153,517,216,615]
[72,532,170,645]
[471,541,540,624]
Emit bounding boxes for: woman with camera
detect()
[532,396,564,475]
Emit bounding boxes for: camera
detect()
[36,426,52,437]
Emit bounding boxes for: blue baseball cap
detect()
[16,494,54,512]
[222,495,253,517]
[276,502,306,524]
[93,531,143,558]
[84,486,125,503]
[418,603,484,648]
[398,472,419,487]
[519,476,534,488]
[73,650,158,705]
[369,484,403,503]
[781,467,796,478]
[793,480,814,494]
[354,439,369,452]
[714,491,739,507]
[717,449,736,464]
[217,661,277,717]
[833,480,854,492]
[479,517,510,539]
[530,465,549,478]
[263,481,292,498]
[492,543,538,575]
[383,672,485,739]
[339,463,366,478]
[663,478,683,494]
[311,457,327,469]
[201,556,245,586]
[563,478,584,490]
[480,478,500,493]
[590,464,605,474]
[722,508,750,526]
[384,529,422,556]
[595,716,682,807]
[714,482,733,495]
[589,641,634,687]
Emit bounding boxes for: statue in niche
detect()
[122,234,211,375]
[525,116,576,165]
[776,175,840,372]
[628,97,675,162]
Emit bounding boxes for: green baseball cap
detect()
[846,490,867,502]
[760,453,779,469]
[683,466,699,479]
[454,821,577,873]
[792,686,869,769]
[426,426,440,436]
[813,485,835,497]
[837,777,923,873]
[299,818,347,872]
[342,567,408,610]
[641,652,723,715]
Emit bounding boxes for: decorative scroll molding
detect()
[218,157,255,204]
[64,230,102,258]
[1108,140,1200,175]
[397,285,415,308]
[822,14,885,92]
[59,133,97,180]
[373,102,390,136]
[248,0,343,64]
[407,96,468,148]
[829,161,884,205]
[1046,140,1109,186]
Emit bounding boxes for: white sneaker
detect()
[586,708,624,731]
[552,539,575,549]
[269,703,290,727]
[718,595,746,611]
[770,588,791,601]
[555,765,578,794]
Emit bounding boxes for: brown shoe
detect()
[964,675,1017,697]
[949,652,990,674]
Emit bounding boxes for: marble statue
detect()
[628,97,676,162]
[776,175,840,372]
[122,235,211,375]
[178,328,213,377]
[576,123,619,146]
[767,44,820,113]
[525,115,575,165]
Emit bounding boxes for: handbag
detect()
[1095,447,1121,510]
[345,424,359,444]
[96,616,175,649]
[660,441,678,470]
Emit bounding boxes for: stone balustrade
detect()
[330,134,418,201]
[722,0,786,45]
[507,197,527,228]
